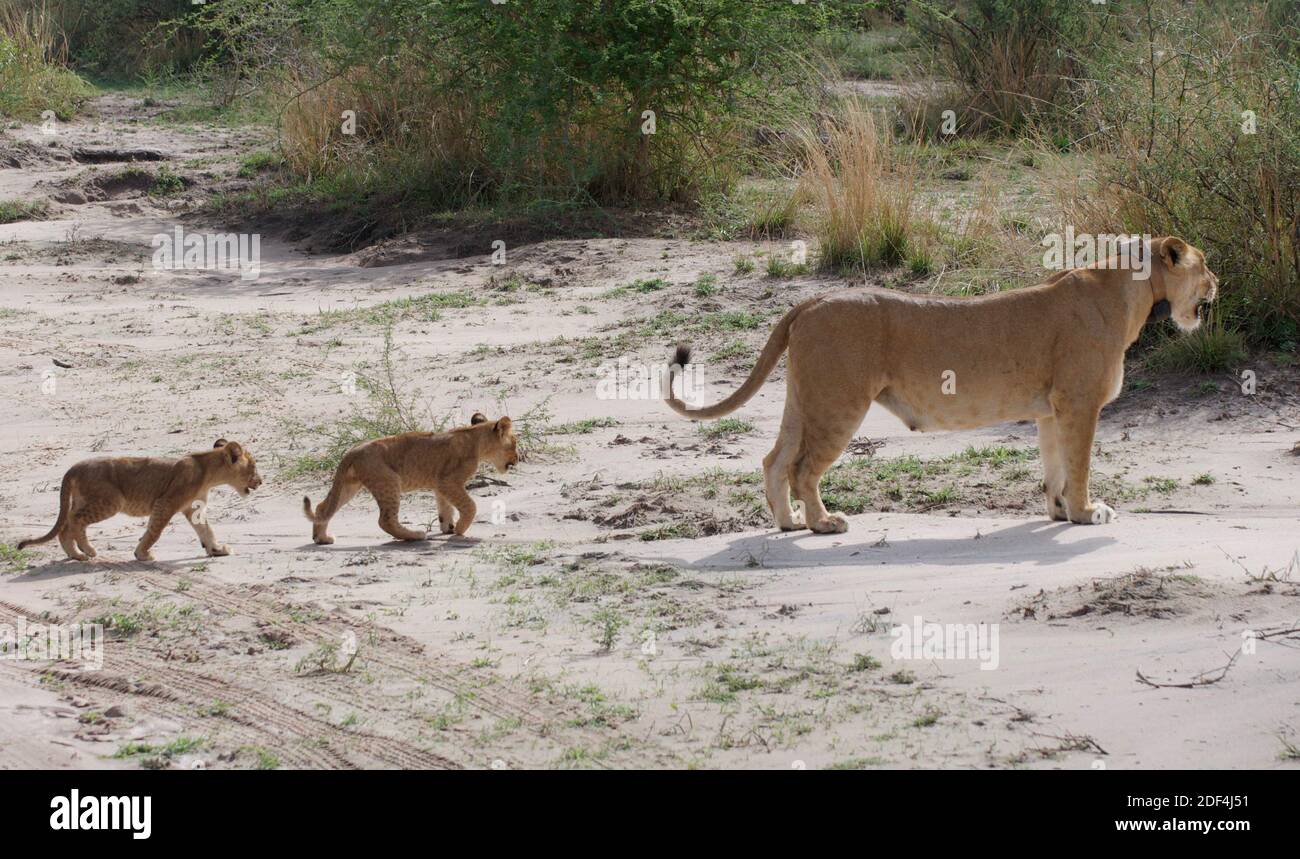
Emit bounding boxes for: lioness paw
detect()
[1069,502,1116,525]
[1089,503,1116,525]
[206,544,230,557]
[134,549,155,562]
[810,513,849,534]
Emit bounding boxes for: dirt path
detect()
[2,94,1298,769]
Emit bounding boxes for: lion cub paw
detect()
[810,513,849,534]
[206,544,230,557]
[134,549,155,562]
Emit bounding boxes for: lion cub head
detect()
[212,439,263,495]
[1156,236,1219,332]
[470,413,519,473]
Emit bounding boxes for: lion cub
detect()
[302,413,518,544]
[18,440,263,562]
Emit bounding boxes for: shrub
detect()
[1066,1,1300,349]
[800,100,918,272]
[904,0,1109,137]
[197,0,831,209]
[0,2,92,120]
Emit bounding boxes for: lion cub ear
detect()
[224,441,244,463]
[495,417,513,437]
[470,412,487,425]
[1160,236,1189,268]
[214,438,229,448]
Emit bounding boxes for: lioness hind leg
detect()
[764,404,802,530]
[790,413,863,535]
[368,472,428,541]
[1055,408,1116,525]
[1036,416,1068,522]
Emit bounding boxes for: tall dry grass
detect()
[799,101,917,272]
[0,0,91,119]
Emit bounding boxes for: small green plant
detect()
[0,198,48,224]
[850,653,881,672]
[0,542,32,573]
[699,417,755,440]
[693,273,719,297]
[149,166,185,196]
[591,607,626,652]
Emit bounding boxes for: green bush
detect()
[1076,1,1300,349]
[905,0,1111,136]
[197,0,832,208]
[0,6,93,119]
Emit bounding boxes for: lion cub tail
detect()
[665,297,814,420]
[302,460,353,524]
[18,471,74,548]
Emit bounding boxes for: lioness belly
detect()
[875,386,1050,432]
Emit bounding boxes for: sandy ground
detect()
[2,95,1298,769]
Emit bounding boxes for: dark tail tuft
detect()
[672,343,691,368]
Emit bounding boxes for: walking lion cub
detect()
[18,440,263,562]
[302,413,518,543]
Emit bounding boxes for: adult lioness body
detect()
[302,413,518,543]
[17,440,263,561]
[666,237,1218,534]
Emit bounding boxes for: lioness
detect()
[17,439,263,561]
[666,236,1218,534]
[302,413,518,543]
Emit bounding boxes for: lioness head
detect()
[481,417,519,473]
[213,438,263,495]
[1155,236,1219,332]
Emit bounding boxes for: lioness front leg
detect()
[1055,408,1115,525]
[1036,416,1068,522]
[184,497,228,557]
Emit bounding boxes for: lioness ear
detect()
[495,417,513,437]
[1160,237,1188,269]
[470,412,487,425]
[225,441,243,463]
[214,438,228,448]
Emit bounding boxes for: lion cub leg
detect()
[436,484,477,537]
[1036,417,1068,522]
[184,494,228,557]
[1055,408,1116,525]
[368,472,429,541]
[67,492,121,561]
[135,500,180,562]
[435,492,457,535]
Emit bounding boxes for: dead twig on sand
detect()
[1136,648,1241,689]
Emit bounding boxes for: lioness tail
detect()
[665,297,817,420]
